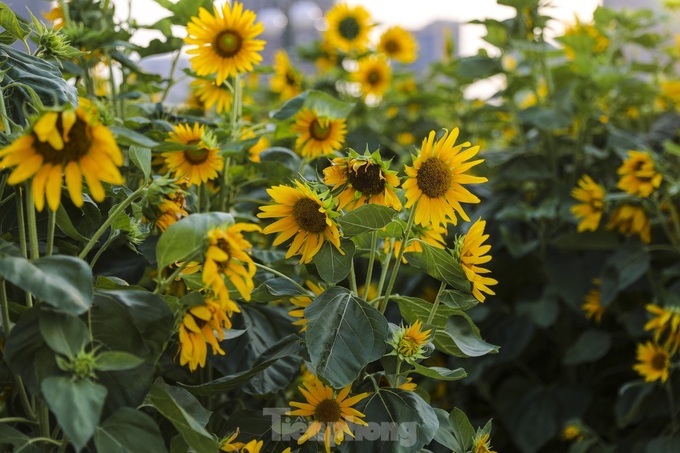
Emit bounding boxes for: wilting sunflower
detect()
[162,123,223,187]
[456,218,498,303]
[203,223,260,305]
[605,204,651,244]
[289,280,325,332]
[190,78,233,114]
[323,3,372,54]
[384,222,448,264]
[403,128,487,227]
[323,149,402,212]
[616,150,662,198]
[352,55,392,99]
[287,379,370,453]
[184,2,266,85]
[472,432,497,453]
[291,108,347,159]
[0,101,124,212]
[645,304,680,353]
[154,191,189,232]
[258,180,343,264]
[633,341,671,383]
[570,174,605,232]
[388,319,432,364]
[377,26,417,64]
[582,278,605,323]
[270,50,303,101]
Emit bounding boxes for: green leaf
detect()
[443,314,499,357]
[39,310,89,357]
[405,243,470,292]
[0,4,29,43]
[457,55,502,80]
[152,0,214,25]
[156,212,233,269]
[142,379,218,453]
[353,389,438,453]
[439,289,478,311]
[56,205,91,242]
[336,205,397,236]
[615,381,655,428]
[312,239,356,284]
[305,287,388,388]
[0,424,42,453]
[129,146,152,180]
[432,409,462,452]
[646,437,680,453]
[94,407,167,453]
[264,278,307,297]
[270,91,308,120]
[95,351,146,371]
[411,363,467,381]
[563,330,611,365]
[519,107,571,131]
[600,241,649,307]
[0,251,93,315]
[109,126,160,148]
[41,376,108,452]
[304,89,355,118]
[449,407,475,453]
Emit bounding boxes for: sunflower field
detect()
[1,0,680,451]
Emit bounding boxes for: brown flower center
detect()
[315,398,342,423]
[215,30,243,58]
[33,114,92,164]
[183,145,210,165]
[384,39,401,54]
[310,119,332,141]
[652,351,668,371]
[285,70,298,87]
[347,162,385,196]
[416,157,451,198]
[338,16,360,41]
[367,69,382,86]
[292,197,327,234]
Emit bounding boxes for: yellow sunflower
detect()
[605,204,651,244]
[270,50,303,101]
[561,17,609,61]
[258,180,343,264]
[219,429,263,453]
[0,101,124,212]
[633,341,671,383]
[287,379,370,453]
[291,108,347,159]
[42,5,65,30]
[403,128,487,227]
[582,278,604,323]
[289,280,325,332]
[645,304,680,353]
[323,3,372,54]
[473,432,497,453]
[561,424,584,442]
[155,191,189,232]
[323,150,402,212]
[162,123,224,187]
[570,174,605,232]
[190,78,233,114]
[352,55,392,99]
[248,136,270,163]
[184,2,266,85]
[203,223,260,306]
[457,218,498,303]
[390,319,432,363]
[616,151,662,198]
[384,222,448,264]
[377,26,417,64]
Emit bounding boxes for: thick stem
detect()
[14,187,32,307]
[667,379,679,434]
[379,206,417,313]
[46,209,56,257]
[362,231,378,300]
[426,281,447,325]
[348,261,358,295]
[24,186,40,261]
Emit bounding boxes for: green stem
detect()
[375,239,395,303]
[0,192,15,208]
[0,86,11,134]
[58,0,72,27]
[46,209,56,257]
[37,403,50,438]
[427,281,447,325]
[363,231,378,300]
[160,50,182,104]
[348,261,358,295]
[24,186,40,261]
[88,232,118,269]
[667,379,679,433]
[0,417,37,424]
[254,263,308,294]
[0,279,10,336]
[78,186,145,260]
[25,437,61,447]
[106,52,119,118]
[14,187,27,258]
[379,206,417,313]
[154,253,201,295]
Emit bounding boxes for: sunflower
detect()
[258,180,343,264]
[155,191,189,232]
[616,151,662,198]
[456,218,498,303]
[645,304,680,353]
[0,101,124,212]
[570,174,605,232]
[472,432,497,453]
[384,222,448,264]
[352,55,392,99]
[270,50,303,101]
[605,204,651,244]
[162,123,223,187]
[219,430,263,453]
[388,319,432,364]
[184,2,266,85]
[190,78,233,114]
[42,5,65,30]
[377,26,417,64]
[203,223,260,306]
[291,108,347,159]
[403,128,487,227]
[582,278,605,323]
[633,341,671,383]
[287,379,370,453]
[561,17,609,60]
[561,424,584,442]
[323,150,402,212]
[323,3,372,54]
[248,136,270,163]
[289,280,325,332]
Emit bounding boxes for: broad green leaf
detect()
[0,4,29,43]
[0,424,42,453]
[142,379,218,453]
[304,89,355,118]
[152,0,214,25]
[444,314,499,357]
[563,330,611,365]
[94,407,167,453]
[109,126,160,148]
[129,146,152,180]
[264,277,307,297]
[305,287,388,388]
[41,376,108,452]
[432,409,462,452]
[56,205,91,242]
[510,387,558,453]
[411,363,467,381]
[312,239,356,284]
[270,91,308,119]
[336,205,397,236]
[615,381,655,428]
[600,241,649,307]
[449,407,475,453]
[0,253,93,315]
[404,243,470,291]
[646,437,680,453]
[439,289,478,311]
[156,212,233,269]
[39,310,89,357]
[457,55,502,80]
[351,389,438,453]
[95,351,146,371]
[518,107,571,131]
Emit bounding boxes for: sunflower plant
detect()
[0,1,500,452]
